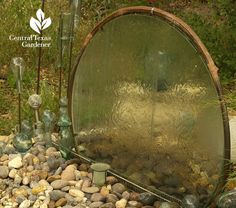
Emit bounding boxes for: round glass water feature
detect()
[68,7,230,207]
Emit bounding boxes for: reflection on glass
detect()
[71,13,226,206]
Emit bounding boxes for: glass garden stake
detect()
[28,94,42,123]
[28,94,43,140]
[10,57,32,152]
[42,109,55,147]
[10,57,25,131]
[69,0,81,29]
[57,97,74,159]
[57,13,63,99]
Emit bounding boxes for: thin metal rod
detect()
[58,13,63,100]
[59,68,62,100]
[18,93,21,132]
[36,0,45,94]
[67,7,76,97]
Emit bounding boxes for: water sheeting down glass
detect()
[70,13,226,206]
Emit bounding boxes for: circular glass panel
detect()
[69,7,229,207]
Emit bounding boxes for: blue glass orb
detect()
[13,133,32,152]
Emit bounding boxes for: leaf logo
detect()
[30,9,52,34]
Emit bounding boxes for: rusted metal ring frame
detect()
[67,6,231,207]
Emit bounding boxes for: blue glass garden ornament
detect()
[58,97,74,159]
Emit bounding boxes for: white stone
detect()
[75,180,83,189]
[33,199,41,208]
[8,168,17,178]
[22,176,30,185]
[74,170,82,180]
[8,155,23,169]
[14,174,22,185]
[38,179,49,187]
[19,200,31,208]
[69,189,85,198]
[115,199,127,208]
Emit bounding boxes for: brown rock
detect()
[32,185,47,195]
[51,180,69,190]
[14,188,28,197]
[106,176,118,185]
[31,170,48,180]
[46,147,58,156]
[82,186,100,194]
[61,165,76,181]
[79,163,88,171]
[129,192,140,201]
[100,186,110,197]
[47,175,61,183]
[49,200,56,208]
[55,198,67,207]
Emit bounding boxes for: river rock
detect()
[47,155,61,171]
[38,154,46,163]
[47,175,61,183]
[106,194,119,203]
[138,193,156,205]
[82,186,100,194]
[8,154,23,169]
[100,202,115,208]
[19,199,31,208]
[55,198,67,207]
[51,179,69,189]
[115,199,127,208]
[54,167,63,175]
[8,168,17,178]
[79,163,88,171]
[16,195,27,204]
[101,186,110,197]
[14,188,28,197]
[32,185,47,195]
[122,191,130,200]
[0,165,9,178]
[49,190,66,201]
[106,176,118,185]
[22,176,30,185]
[69,189,85,198]
[128,201,142,207]
[112,183,126,194]
[61,165,77,181]
[46,147,57,156]
[89,201,104,208]
[14,174,22,184]
[91,193,106,202]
